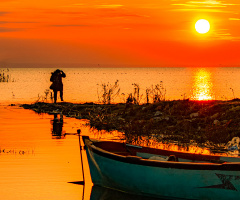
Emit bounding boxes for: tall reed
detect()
[97,80,120,104]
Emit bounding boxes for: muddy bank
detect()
[21,100,240,149]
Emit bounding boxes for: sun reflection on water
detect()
[190,68,214,101]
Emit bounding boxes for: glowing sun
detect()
[195,19,210,34]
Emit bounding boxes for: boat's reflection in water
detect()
[90,185,167,200]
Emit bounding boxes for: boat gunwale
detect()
[83,136,240,171]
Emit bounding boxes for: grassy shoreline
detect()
[21,99,240,150]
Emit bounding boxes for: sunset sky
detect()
[0,0,240,66]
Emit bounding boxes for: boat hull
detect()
[83,137,240,200]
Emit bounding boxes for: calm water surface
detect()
[1,67,240,104]
[1,67,240,199]
[0,105,89,200]
[1,105,152,200]
[0,105,179,200]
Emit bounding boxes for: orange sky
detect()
[0,0,240,66]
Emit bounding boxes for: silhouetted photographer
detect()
[50,69,66,103]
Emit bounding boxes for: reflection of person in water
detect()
[51,113,64,139]
[50,69,66,103]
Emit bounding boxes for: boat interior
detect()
[90,140,239,163]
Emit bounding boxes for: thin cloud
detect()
[229,17,240,21]
[44,11,85,15]
[95,4,124,9]
[212,29,240,41]
[186,0,234,7]
[60,3,86,8]
[51,3,146,21]
[172,8,225,12]
[50,24,89,27]
[0,21,37,24]
[0,11,9,16]
[214,34,235,40]
[61,3,124,9]
[171,0,239,12]
[98,13,149,18]
[0,27,23,32]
